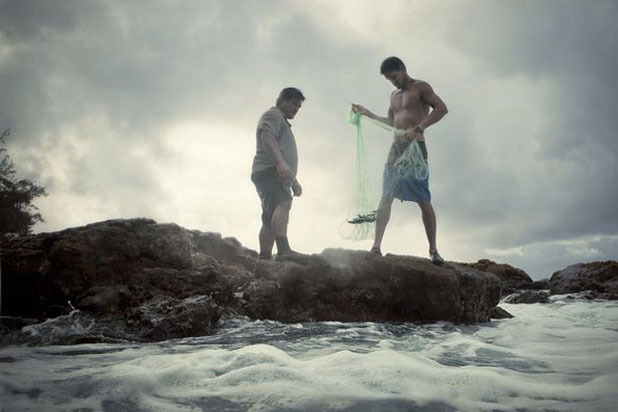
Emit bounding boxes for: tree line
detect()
[0,128,46,237]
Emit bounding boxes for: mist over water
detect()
[1,295,617,412]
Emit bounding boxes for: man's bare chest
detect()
[390,88,424,112]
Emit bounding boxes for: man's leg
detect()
[258,224,275,258]
[372,196,394,252]
[419,201,438,254]
[271,199,293,254]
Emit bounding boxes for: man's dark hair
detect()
[380,56,406,74]
[277,87,305,105]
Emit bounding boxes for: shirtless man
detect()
[352,56,448,264]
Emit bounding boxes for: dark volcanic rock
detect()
[549,261,618,300]
[127,295,220,341]
[490,306,514,319]
[462,259,533,296]
[532,279,550,290]
[2,219,503,345]
[77,286,131,315]
[503,290,551,304]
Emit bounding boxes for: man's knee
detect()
[275,199,292,212]
[379,196,394,210]
[419,201,432,210]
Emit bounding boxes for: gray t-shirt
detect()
[251,107,298,176]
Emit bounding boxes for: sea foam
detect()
[1,296,617,411]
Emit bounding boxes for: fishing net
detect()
[342,107,429,240]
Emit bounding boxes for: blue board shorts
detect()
[382,140,431,203]
[251,167,292,226]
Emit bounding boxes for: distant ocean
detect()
[1,294,617,412]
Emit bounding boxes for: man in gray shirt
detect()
[251,88,305,259]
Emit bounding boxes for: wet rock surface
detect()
[489,306,514,319]
[462,259,533,296]
[503,290,551,304]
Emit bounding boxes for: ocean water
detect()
[1,294,617,412]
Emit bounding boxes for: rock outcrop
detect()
[462,259,534,296]
[1,218,505,345]
[464,259,618,303]
[549,261,618,300]
[503,290,551,304]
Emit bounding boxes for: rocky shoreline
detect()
[1,219,616,346]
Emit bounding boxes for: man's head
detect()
[380,56,407,89]
[276,87,305,119]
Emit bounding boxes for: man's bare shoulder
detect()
[413,79,432,91]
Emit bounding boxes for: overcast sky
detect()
[1,0,617,279]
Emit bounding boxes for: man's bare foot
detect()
[276,250,309,261]
[430,251,445,265]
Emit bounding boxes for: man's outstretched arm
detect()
[351,103,394,127]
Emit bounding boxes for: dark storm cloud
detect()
[0,0,101,140]
[0,0,80,39]
[0,0,280,144]
[447,0,618,153]
[433,0,618,247]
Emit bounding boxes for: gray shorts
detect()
[251,168,292,226]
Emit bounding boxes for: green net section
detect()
[342,107,429,240]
